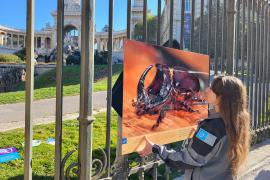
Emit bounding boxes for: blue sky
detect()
[0,0,159,32]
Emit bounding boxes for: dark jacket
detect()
[153,117,233,180]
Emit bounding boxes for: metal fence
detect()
[23,0,270,179]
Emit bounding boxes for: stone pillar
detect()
[101,40,104,51]
[41,37,45,49]
[11,33,14,48]
[24,35,26,47]
[96,38,101,52]
[105,40,108,51]
[4,33,7,46]
[116,38,119,50]
[35,37,37,49]
[17,34,19,48]
[0,33,3,46]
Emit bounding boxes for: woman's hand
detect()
[138,136,154,157]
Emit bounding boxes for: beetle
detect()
[132,63,205,129]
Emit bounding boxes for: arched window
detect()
[64,25,79,48]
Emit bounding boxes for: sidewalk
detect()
[0,91,107,132]
[239,139,270,180]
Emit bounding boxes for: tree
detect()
[102,25,109,32]
[133,12,157,44]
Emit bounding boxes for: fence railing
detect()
[23,0,270,179]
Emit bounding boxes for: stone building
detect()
[0,0,129,56]
[0,0,192,56]
[161,0,192,49]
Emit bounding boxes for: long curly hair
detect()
[211,75,250,177]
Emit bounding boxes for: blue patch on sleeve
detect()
[196,128,208,141]
[196,128,217,146]
[122,138,127,144]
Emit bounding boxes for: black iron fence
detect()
[22,0,270,179]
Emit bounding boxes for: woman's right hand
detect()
[138,136,154,157]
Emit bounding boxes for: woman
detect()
[139,75,251,180]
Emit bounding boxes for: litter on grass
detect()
[0,147,21,163]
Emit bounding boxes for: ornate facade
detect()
[0,0,135,55]
[0,0,161,56]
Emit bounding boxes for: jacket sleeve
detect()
[152,118,226,170]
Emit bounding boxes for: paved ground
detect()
[0,91,107,132]
[238,139,270,180]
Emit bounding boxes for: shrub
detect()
[14,48,26,61]
[66,53,81,65]
[0,54,23,63]
[94,50,108,65]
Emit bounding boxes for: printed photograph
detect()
[122,40,209,155]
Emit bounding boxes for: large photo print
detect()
[122,40,209,155]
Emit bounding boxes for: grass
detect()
[0,65,122,104]
[0,112,118,179]
[0,112,182,179]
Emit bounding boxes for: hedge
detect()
[0,54,23,63]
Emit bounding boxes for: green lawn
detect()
[0,112,118,179]
[0,65,122,104]
[0,112,181,179]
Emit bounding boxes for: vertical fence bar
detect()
[143,0,147,42]
[151,157,158,180]
[138,158,144,180]
[214,0,220,74]
[199,0,204,53]
[262,4,268,128]
[24,0,34,179]
[207,0,212,55]
[127,0,131,39]
[106,0,114,176]
[261,2,266,127]
[180,0,185,49]
[78,0,95,179]
[226,0,236,75]
[266,4,270,126]
[250,0,255,129]
[246,0,251,107]
[157,0,161,45]
[259,1,264,128]
[240,0,245,81]
[169,0,174,47]
[55,0,64,179]
[154,2,162,177]
[254,0,260,129]
[221,0,227,72]
[190,0,195,51]
[234,0,240,76]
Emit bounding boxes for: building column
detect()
[24,35,26,47]
[35,37,38,49]
[11,33,14,48]
[0,33,3,46]
[4,33,7,46]
[116,38,119,50]
[96,38,101,52]
[17,34,19,48]
[105,40,108,51]
[41,37,45,49]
